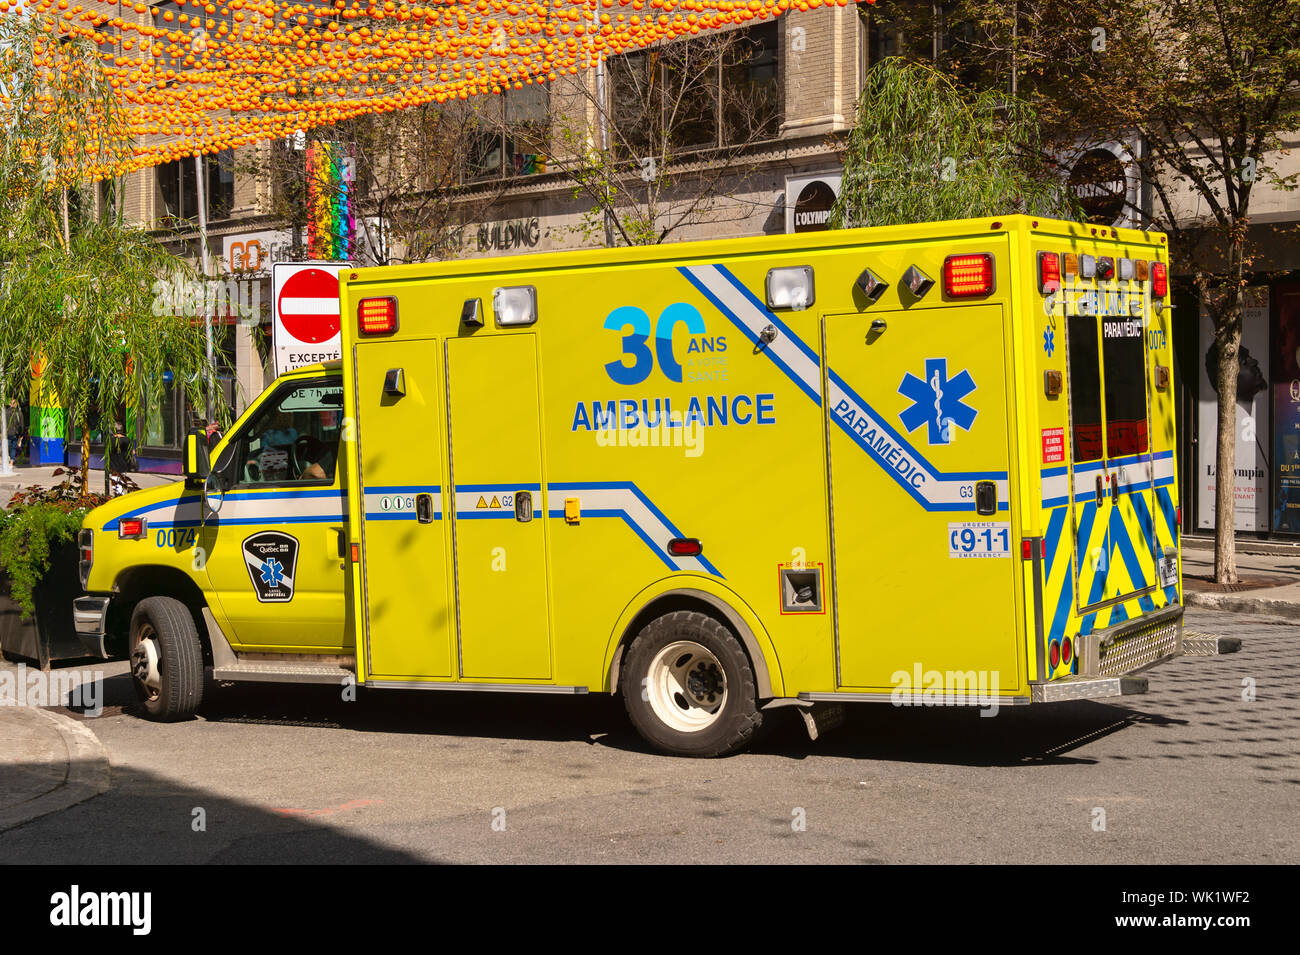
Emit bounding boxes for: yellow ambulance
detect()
[73,214,1235,756]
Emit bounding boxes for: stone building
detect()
[54,2,870,473]
[44,1,1300,545]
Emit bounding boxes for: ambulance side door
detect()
[201,377,349,652]
[824,303,1021,692]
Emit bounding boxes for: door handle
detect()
[975,481,997,516]
[514,490,533,523]
[416,493,434,524]
[1095,475,1104,506]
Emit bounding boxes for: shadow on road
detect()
[58,668,1195,769]
[0,758,433,864]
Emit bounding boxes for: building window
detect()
[610,22,780,158]
[157,149,234,225]
[144,376,179,448]
[859,1,986,89]
[153,0,236,83]
[465,86,550,182]
[98,177,119,220]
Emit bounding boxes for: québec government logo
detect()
[242,531,299,602]
[898,358,977,446]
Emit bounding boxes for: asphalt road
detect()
[2,607,1295,864]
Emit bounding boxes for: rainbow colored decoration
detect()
[28,353,64,465]
[306,141,354,262]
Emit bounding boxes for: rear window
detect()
[1067,315,1104,463]
[1101,318,1149,457]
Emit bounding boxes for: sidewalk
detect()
[0,703,110,832]
[0,464,178,509]
[1181,537,1300,619]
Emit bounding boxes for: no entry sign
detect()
[272,261,350,377]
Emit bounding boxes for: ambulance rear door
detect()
[1062,277,1160,620]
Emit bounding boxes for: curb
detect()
[1184,589,1300,621]
[0,709,111,833]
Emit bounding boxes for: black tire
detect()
[129,596,204,722]
[620,610,761,757]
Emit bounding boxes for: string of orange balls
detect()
[5,0,854,177]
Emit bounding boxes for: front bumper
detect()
[72,595,112,659]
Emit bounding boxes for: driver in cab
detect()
[240,392,341,485]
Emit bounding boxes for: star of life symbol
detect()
[242,531,298,602]
[898,358,977,445]
[1043,327,1055,357]
[260,558,284,588]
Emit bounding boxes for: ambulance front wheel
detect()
[129,596,204,722]
[621,610,761,757]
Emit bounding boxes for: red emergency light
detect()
[119,518,147,539]
[1037,252,1061,294]
[943,253,995,298]
[358,297,399,335]
[1150,262,1168,298]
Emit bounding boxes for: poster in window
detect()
[1272,284,1300,532]
[1197,287,1270,531]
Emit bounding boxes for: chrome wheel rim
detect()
[645,640,727,734]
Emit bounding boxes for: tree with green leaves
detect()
[953,0,1300,583]
[829,57,1080,229]
[0,12,219,495]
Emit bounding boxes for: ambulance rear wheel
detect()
[621,610,760,757]
[129,597,204,722]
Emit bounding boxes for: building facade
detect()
[38,1,1300,546]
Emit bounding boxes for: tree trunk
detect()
[1212,247,1246,584]
[79,408,91,496]
[60,187,71,250]
[0,375,11,475]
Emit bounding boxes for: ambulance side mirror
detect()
[203,470,225,517]
[200,443,236,521]
[184,431,210,487]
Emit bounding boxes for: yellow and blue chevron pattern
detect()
[1040,453,1181,678]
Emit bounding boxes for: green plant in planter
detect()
[0,469,119,617]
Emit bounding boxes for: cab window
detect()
[232,380,343,486]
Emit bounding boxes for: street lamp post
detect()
[194,153,215,423]
[595,53,614,249]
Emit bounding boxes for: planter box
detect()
[0,541,90,670]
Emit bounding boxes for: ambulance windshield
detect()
[233,380,343,486]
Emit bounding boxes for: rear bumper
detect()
[1031,675,1149,702]
[1078,602,1182,677]
[1032,603,1242,703]
[71,595,112,659]
[1031,604,1181,703]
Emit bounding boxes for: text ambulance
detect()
[73,215,1236,756]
